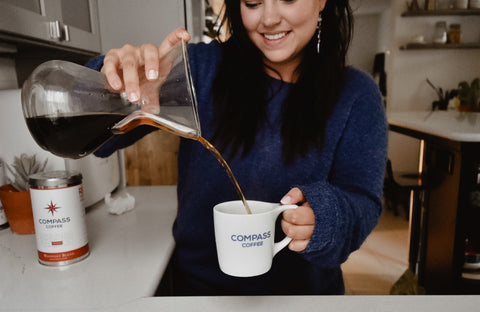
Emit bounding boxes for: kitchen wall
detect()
[348,13,381,73]
[96,0,186,53]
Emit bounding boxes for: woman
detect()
[89,0,387,295]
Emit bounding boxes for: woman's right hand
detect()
[101,28,190,113]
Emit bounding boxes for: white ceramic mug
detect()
[213,200,297,277]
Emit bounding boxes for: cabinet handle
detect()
[63,25,70,42]
[49,20,62,41]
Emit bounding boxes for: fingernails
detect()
[280,195,292,205]
[129,92,139,102]
[181,31,189,40]
[111,79,122,90]
[147,69,158,80]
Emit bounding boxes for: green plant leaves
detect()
[458,78,480,106]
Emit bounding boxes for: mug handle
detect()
[272,204,297,256]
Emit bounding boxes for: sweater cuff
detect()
[296,181,341,260]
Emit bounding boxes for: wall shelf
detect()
[402,9,480,17]
[400,42,480,50]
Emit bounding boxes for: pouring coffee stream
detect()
[21,40,252,214]
[113,114,252,215]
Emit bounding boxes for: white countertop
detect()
[2,185,480,311]
[110,295,480,312]
[388,111,480,142]
[0,185,177,310]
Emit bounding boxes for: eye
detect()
[243,1,262,8]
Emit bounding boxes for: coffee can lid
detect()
[29,170,82,189]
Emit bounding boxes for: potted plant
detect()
[426,78,457,111]
[457,78,480,112]
[0,154,47,234]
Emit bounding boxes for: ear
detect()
[318,0,327,11]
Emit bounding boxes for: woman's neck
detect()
[264,59,300,83]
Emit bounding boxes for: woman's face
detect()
[240,0,327,81]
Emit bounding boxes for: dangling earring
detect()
[316,13,322,54]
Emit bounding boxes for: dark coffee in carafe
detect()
[26,113,127,159]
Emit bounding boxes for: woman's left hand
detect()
[280,187,315,252]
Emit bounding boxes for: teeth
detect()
[264,32,286,40]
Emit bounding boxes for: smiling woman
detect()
[87,0,387,295]
[239,0,326,82]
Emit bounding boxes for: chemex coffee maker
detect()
[21,40,200,159]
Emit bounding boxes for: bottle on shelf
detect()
[448,23,462,44]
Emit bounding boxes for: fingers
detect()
[280,187,306,205]
[281,212,314,252]
[99,28,190,104]
[158,28,191,56]
[280,189,315,252]
[282,215,313,252]
[282,219,314,239]
[101,49,123,91]
[288,239,310,252]
[141,43,160,81]
[281,206,315,242]
[102,44,141,102]
[120,45,141,102]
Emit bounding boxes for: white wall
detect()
[96,0,186,53]
[348,13,381,73]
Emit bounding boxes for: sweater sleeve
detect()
[299,72,388,268]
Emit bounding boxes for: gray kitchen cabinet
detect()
[0,0,101,53]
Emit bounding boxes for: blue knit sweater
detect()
[88,41,388,295]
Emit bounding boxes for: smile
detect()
[263,32,288,40]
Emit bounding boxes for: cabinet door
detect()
[0,0,51,41]
[56,0,101,53]
[423,143,462,293]
[0,0,101,53]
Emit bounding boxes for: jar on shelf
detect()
[448,24,462,44]
[455,0,469,9]
[436,0,455,9]
[470,0,480,9]
[433,21,448,44]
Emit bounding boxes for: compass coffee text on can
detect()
[29,171,89,266]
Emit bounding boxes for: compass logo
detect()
[45,201,60,216]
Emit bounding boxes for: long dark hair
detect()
[211,0,353,164]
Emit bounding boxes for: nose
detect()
[262,2,281,27]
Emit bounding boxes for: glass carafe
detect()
[21,40,200,159]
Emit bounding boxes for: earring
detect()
[316,14,322,54]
